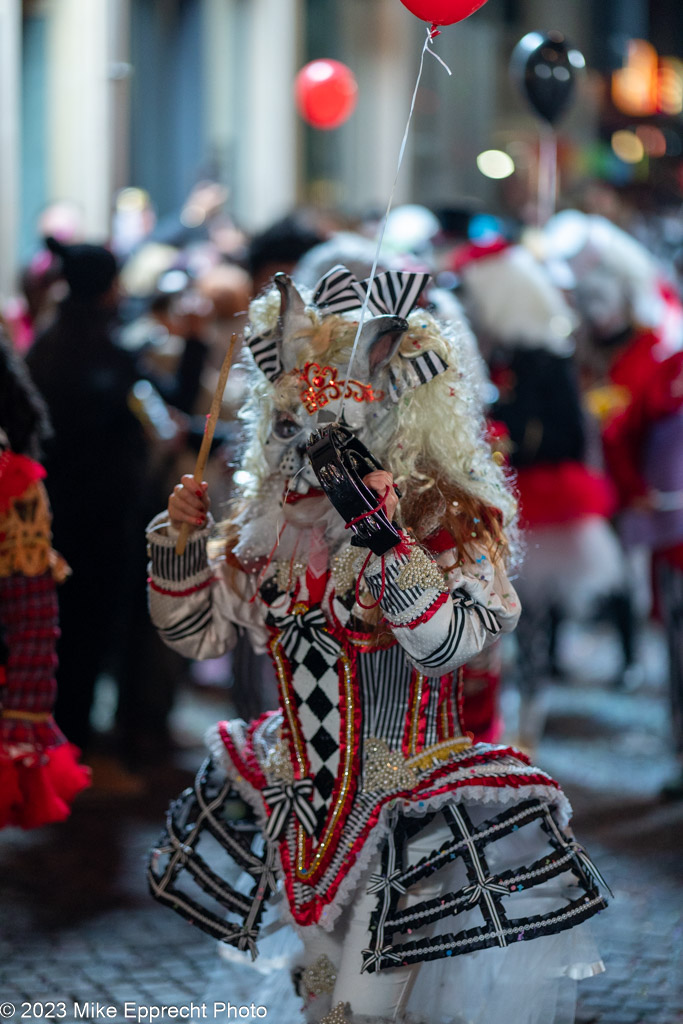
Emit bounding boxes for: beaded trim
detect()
[362,799,609,973]
[396,544,448,592]
[301,953,338,998]
[1,709,52,722]
[331,546,364,596]
[363,737,416,793]
[270,631,360,886]
[320,1003,351,1024]
[275,559,307,594]
[147,757,277,957]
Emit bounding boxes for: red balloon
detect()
[399,0,489,25]
[294,60,358,130]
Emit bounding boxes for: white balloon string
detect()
[537,128,558,226]
[339,25,451,419]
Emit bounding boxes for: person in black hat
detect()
[44,236,119,301]
[26,238,167,786]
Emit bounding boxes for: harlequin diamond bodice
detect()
[260,573,467,838]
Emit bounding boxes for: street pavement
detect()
[0,622,681,1024]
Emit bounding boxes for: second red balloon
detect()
[294,60,358,130]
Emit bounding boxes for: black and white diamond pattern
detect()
[290,655,340,830]
[267,602,342,836]
[363,799,609,973]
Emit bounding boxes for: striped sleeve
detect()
[147,511,213,595]
[145,512,268,660]
[362,538,520,677]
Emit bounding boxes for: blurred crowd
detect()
[1,178,682,805]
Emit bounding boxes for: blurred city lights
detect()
[663,128,683,156]
[612,40,683,116]
[612,40,659,115]
[635,125,667,158]
[476,150,515,179]
[567,49,586,69]
[611,129,645,163]
[658,58,683,115]
[469,214,506,242]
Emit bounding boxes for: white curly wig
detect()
[228,277,520,565]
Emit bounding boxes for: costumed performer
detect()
[454,238,625,744]
[146,266,608,1024]
[0,330,91,829]
[545,211,683,798]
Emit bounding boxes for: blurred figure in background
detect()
[3,254,64,355]
[456,237,626,749]
[247,212,325,295]
[25,237,170,783]
[0,328,90,828]
[546,212,683,799]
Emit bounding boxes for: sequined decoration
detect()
[396,544,447,592]
[264,739,294,785]
[363,737,416,793]
[275,559,306,593]
[320,1002,351,1024]
[332,546,363,595]
[301,953,338,998]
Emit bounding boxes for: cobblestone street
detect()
[1,624,682,1024]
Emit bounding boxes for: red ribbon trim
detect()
[388,589,449,630]
[148,577,213,598]
[282,752,559,926]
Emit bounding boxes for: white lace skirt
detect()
[203,803,605,1024]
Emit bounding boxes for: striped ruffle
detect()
[313,265,431,321]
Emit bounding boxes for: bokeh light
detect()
[476,150,515,179]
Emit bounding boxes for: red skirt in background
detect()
[516,461,616,528]
[0,572,90,829]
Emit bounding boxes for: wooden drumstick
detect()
[175,333,239,556]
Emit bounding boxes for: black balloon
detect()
[510,31,582,125]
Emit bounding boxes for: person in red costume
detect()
[0,330,90,829]
[546,211,683,799]
[454,238,625,747]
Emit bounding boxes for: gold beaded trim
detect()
[396,543,448,592]
[406,672,426,757]
[295,651,356,881]
[301,953,338,998]
[405,736,472,773]
[275,559,306,593]
[362,737,416,793]
[320,1003,351,1024]
[270,639,308,779]
[0,709,52,722]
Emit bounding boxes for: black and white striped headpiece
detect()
[313,264,431,320]
[245,328,283,383]
[245,265,448,391]
[387,349,449,403]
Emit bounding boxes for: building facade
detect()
[1,0,664,301]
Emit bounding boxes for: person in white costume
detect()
[146,266,607,1024]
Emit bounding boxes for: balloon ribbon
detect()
[339,26,452,417]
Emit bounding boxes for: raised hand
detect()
[168,475,210,532]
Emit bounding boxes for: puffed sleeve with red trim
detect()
[361,532,520,677]
[146,512,269,659]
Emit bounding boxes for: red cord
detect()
[345,487,390,530]
[249,522,287,603]
[355,548,386,610]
